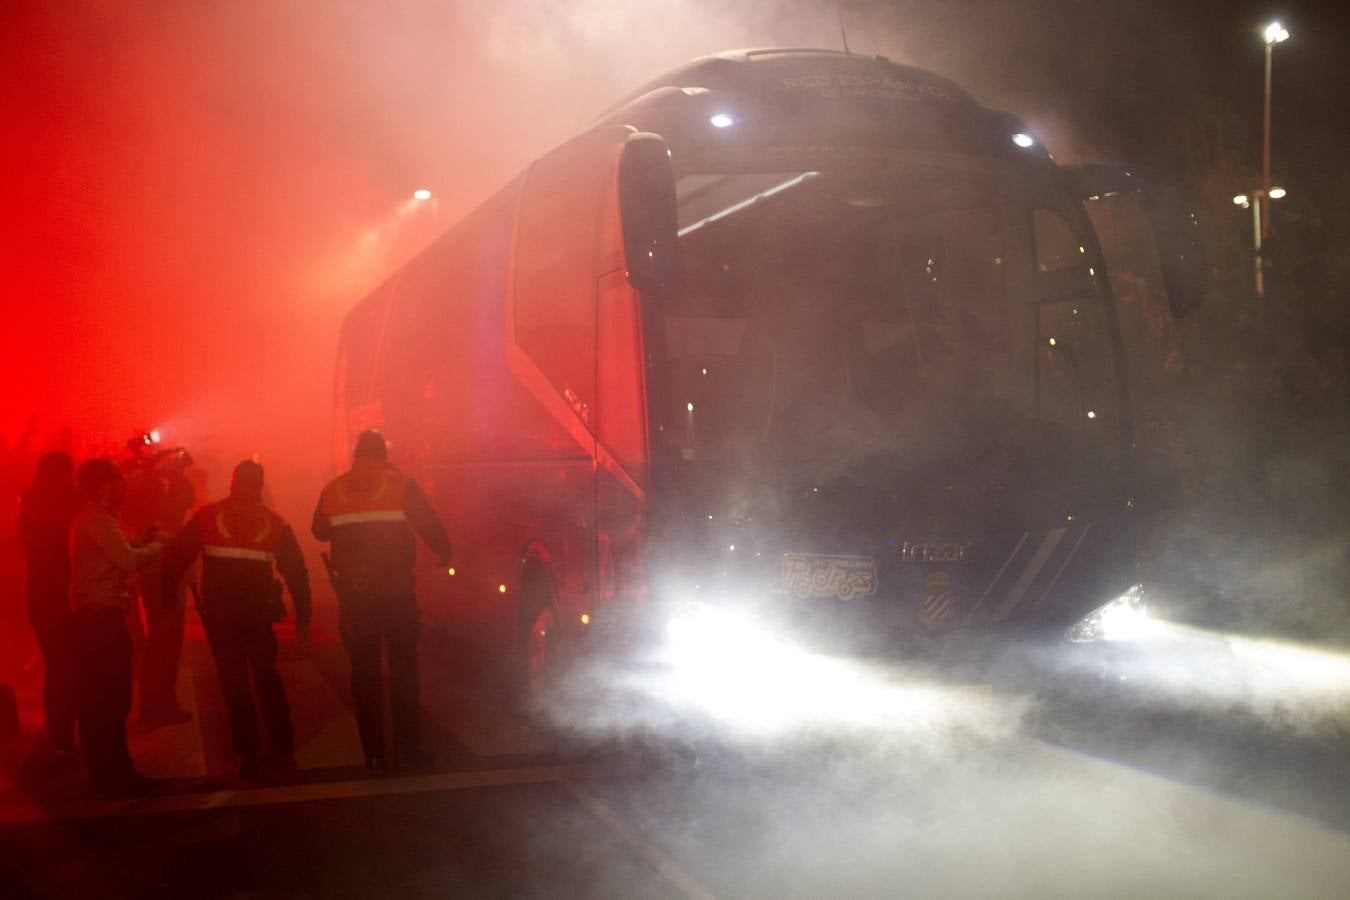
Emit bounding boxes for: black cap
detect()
[76,458,123,498]
[354,430,388,461]
[231,459,265,499]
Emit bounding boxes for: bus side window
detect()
[341,290,388,408]
[514,132,622,426]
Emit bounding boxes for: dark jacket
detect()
[312,458,451,586]
[17,479,82,619]
[163,496,312,626]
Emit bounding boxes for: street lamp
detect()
[1234,187,1286,297]
[1261,21,1290,239]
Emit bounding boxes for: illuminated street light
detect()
[413,189,432,201]
[1259,21,1289,242]
[1244,22,1292,298]
[1263,21,1290,44]
[709,113,735,128]
[1237,184,1286,297]
[1010,132,1035,148]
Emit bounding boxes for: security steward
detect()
[313,430,451,772]
[163,460,311,778]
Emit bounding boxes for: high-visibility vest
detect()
[318,459,410,529]
[201,498,286,564]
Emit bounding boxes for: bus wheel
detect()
[518,570,561,711]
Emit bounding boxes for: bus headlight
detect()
[666,601,791,671]
[1065,584,1152,643]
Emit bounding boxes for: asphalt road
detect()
[3,605,1350,899]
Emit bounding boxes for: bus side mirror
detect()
[1063,164,1209,319]
[619,133,680,297]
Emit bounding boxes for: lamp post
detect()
[1261,21,1289,239]
[1235,187,1286,297]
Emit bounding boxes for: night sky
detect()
[2,0,1345,512]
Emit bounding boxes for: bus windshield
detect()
[664,164,1118,472]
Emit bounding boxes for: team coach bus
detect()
[333,48,1206,696]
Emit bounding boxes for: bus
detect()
[333,48,1206,694]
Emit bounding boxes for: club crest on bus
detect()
[920,570,957,628]
[781,553,878,601]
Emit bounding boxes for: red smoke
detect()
[0,1,826,514]
[1,3,543,513]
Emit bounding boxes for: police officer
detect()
[69,458,164,796]
[163,460,311,778]
[313,431,451,772]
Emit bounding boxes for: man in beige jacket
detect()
[70,458,164,796]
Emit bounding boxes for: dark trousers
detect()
[338,587,421,760]
[28,597,77,751]
[203,612,293,761]
[137,561,186,717]
[73,608,136,787]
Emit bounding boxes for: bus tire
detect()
[517,563,562,715]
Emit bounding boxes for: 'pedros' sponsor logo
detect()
[780,553,878,601]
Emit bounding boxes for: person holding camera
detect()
[121,434,197,726]
[162,460,311,778]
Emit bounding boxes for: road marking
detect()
[0,761,644,826]
[129,667,207,779]
[279,658,365,770]
[419,652,553,758]
[562,778,720,900]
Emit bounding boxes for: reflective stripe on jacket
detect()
[312,458,451,583]
[163,497,312,626]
